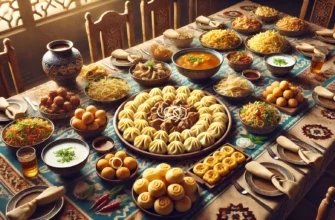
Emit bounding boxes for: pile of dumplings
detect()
[192,145,246,185]
[133,163,198,215]
[117,86,229,155]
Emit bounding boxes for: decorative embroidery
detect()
[240,5,258,11]
[321,109,335,120]
[222,11,242,18]
[302,124,333,140]
[217,203,256,220]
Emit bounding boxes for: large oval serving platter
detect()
[244,36,291,56]
[114,87,232,160]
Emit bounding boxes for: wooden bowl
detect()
[39,105,75,121]
[84,76,130,104]
[165,30,194,48]
[244,36,291,56]
[129,62,171,87]
[242,69,261,82]
[1,116,54,153]
[96,153,138,183]
[41,138,89,177]
[70,116,108,139]
[226,51,254,72]
[172,48,223,82]
[92,136,115,154]
[199,32,243,51]
[113,87,232,160]
[132,175,201,219]
[239,108,281,135]
[253,11,278,23]
[275,25,308,37]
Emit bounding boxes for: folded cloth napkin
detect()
[163,29,180,39]
[295,43,328,55]
[7,186,66,220]
[316,30,335,38]
[314,86,335,101]
[195,15,221,28]
[111,49,129,59]
[245,161,298,199]
[276,136,323,168]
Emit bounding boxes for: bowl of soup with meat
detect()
[172,48,223,82]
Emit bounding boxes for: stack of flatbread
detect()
[295,43,328,56]
[111,49,142,63]
[163,29,180,39]
[315,30,335,39]
[196,15,223,28]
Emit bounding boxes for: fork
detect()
[102,62,121,72]
[267,147,307,175]
[233,181,273,213]
[140,48,150,56]
[187,25,204,33]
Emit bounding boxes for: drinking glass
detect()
[17,147,38,178]
[310,53,325,74]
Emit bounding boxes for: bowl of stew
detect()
[172,48,223,82]
[227,50,253,72]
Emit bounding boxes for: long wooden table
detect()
[1,1,335,219]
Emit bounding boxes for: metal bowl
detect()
[41,138,89,177]
[1,116,54,153]
[172,48,223,82]
[129,62,172,87]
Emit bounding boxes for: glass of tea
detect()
[310,53,325,74]
[16,147,38,178]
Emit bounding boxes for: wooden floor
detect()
[287,159,335,219]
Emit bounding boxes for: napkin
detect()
[295,43,328,56]
[7,186,66,220]
[314,86,335,101]
[111,49,129,59]
[246,161,298,199]
[276,136,323,168]
[316,30,335,38]
[196,15,222,28]
[163,29,180,39]
[0,97,25,120]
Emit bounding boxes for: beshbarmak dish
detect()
[117,86,229,156]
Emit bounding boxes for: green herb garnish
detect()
[54,147,76,163]
[145,61,155,67]
[187,55,204,63]
[273,58,288,66]
[240,134,267,145]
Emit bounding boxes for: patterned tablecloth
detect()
[1,1,335,219]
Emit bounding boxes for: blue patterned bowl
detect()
[42,40,83,85]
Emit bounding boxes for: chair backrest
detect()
[300,0,335,29]
[140,0,180,42]
[0,38,24,98]
[85,1,134,63]
[316,186,335,220]
[188,0,212,23]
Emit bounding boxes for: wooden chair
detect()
[188,0,212,23]
[140,0,180,42]
[316,186,335,220]
[85,1,135,63]
[0,38,24,98]
[300,0,335,29]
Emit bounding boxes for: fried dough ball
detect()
[97,159,109,170]
[41,97,48,106]
[53,96,64,106]
[272,87,283,98]
[283,90,294,99]
[101,167,115,180]
[271,81,280,87]
[116,167,130,180]
[49,90,58,98]
[262,90,270,98]
[276,97,287,107]
[296,92,304,102]
[75,108,85,119]
[279,81,290,90]
[57,87,67,97]
[70,96,80,107]
[288,98,298,107]
[266,94,276,103]
[63,101,72,111]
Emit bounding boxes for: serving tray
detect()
[186,143,251,189]
[113,87,233,161]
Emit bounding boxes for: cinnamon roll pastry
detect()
[181,177,197,194]
[165,167,185,184]
[154,197,174,215]
[148,180,167,197]
[137,192,154,209]
[133,178,149,195]
[167,184,185,200]
[155,163,171,177]
[175,196,192,212]
[143,168,160,182]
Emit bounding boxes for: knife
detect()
[314,86,335,101]
[24,96,37,111]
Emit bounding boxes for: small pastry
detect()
[123,157,137,171]
[143,167,160,182]
[181,177,197,194]
[165,168,185,184]
[222,157,237,170]
[137,192,154,209]
[213,151,227,162]
[185,190,198,203]
[133,178,149,194]
[174,196,192,212]
[116,167,130,180]
[154,197,173,215]
[203,156,218,169]
[109,157,123,169]
[213,163,229,177]
[167,184,185,200]
[155,163,171,177]
[193,163,209,177]
[203,170,220,185]
[148,180,166,197]
[220,145,235,156]
[231,152,246,164]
